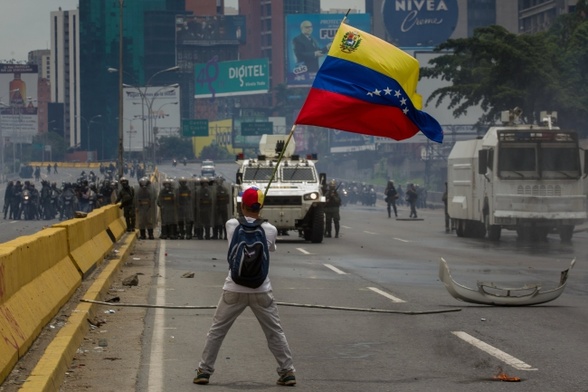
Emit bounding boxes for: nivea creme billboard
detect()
[383,0,458,47]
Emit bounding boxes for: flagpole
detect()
[338,8,350,25]
[263,124,297,199]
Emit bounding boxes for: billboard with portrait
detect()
[0,63,39,143]
[176,15,246,46]
[285,13,371,87]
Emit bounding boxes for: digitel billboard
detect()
[194,58,269,98]
[285,13,371,87]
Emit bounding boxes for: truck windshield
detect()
[243,167,275,182]
[540,145,580,179]
[497,144,580,179]
[498,146,536,178]
[282,166,316,182]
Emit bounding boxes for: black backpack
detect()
[227,218,270,288]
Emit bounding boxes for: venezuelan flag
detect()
[295,22,443,143]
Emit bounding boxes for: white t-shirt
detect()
[222,216,277,293]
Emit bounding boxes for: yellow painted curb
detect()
[19,233,137,392]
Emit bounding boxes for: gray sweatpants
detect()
[198,290,295,376]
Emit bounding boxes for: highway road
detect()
[2,161,588,391]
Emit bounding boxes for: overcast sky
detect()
[0,0,365,62]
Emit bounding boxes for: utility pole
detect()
[117,0,125,179]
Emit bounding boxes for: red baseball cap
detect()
[241,187,264,211]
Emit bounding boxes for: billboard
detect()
[228,115,286,150]
[330,130,375,153]
[0,63,39,143]
[383,0,458,47]
[285,14,371,87]
[194,58,269,98]
[192,119,242,158]
[176,15,246,46]
[123,85,181,152]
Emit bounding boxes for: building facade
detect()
[27,50,51,136]
[78,0,184,161]
[519,0,578,33]
[50,8,80,149]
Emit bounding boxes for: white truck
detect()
[233,134,326,243]
[447,109,587,242]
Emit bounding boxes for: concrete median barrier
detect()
[103,204,127,240]
[0,228,81,384]
[0,197,132,386]
[53,207,120,278]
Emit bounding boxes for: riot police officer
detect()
[324,180,341,238]
[135,177,156,239]
[213,176,230,240]
[157,179,178,239]
[195,177,213,240]
[99,179,115,205]
[176,177,194,239]
[115,177,136,232]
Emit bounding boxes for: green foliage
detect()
[200,143,234,160]
[421,6,588,133]
[157,136,194,159]
[26,132,68,161]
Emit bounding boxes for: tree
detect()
[421,5,588,133]
[200,143,234,160]
[421,25,559,126]
[32,132,68,162]
[548,1,588,132]
[157,136,194,159]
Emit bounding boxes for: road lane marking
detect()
[367,287,406,303]
[363,230,377,235]
[148,241,167,391]
[393,237,410,243]
[324,263,347,274]
[296,247,311,255]
[342,225,352,229]
[451,331,538,371]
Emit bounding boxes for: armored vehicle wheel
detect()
[309,205,324,243]
[484,213,501,241]
[559,225,574,242]
[487,225,501,241]
[455,219,465,237]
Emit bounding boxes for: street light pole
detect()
[77,114,102,161]
[145,84,179,165]
[110,65,178,166]
[121,82,178,165]
[0,101,6,182]
[117,0,125,179]
[152,101,178,139]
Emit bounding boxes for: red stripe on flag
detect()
[296,89,420,141]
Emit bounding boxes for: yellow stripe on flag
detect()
[327,22,423,109]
